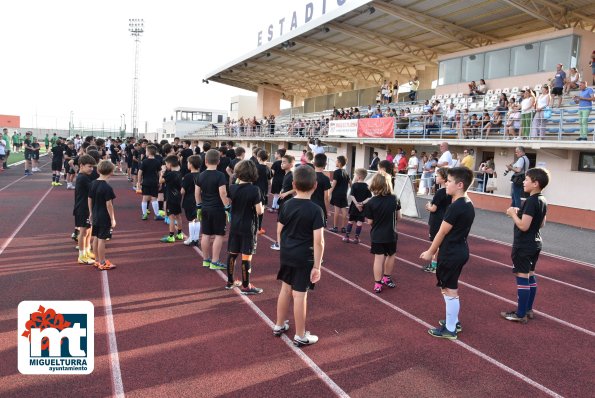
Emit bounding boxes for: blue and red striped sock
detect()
[516,276,530,317]
[527,275,537,310]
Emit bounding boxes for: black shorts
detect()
[551,87,563,96]
[436,254,469,289]
[227,232,257,255]
[370,241,397,256]
[271,179,283,194]
[25,152,34,161]
[511,247,541,274]
[33,153,40,160]
[92,225,112,240]
[51,161,63,172]
[166,201,182,216]
[348,213,365,222]
[184,206,197,221]
[141,184,159,198]
[330,196,348,209]
[428,223,440,242]
[277,264,313,293]
[131,164,139,174]
[74,212,91,228]
[201,208,226,236]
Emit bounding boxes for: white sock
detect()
[194,222,201,240]
[141,201,148,215]
[188,222,195,240]
[444,295,460,333]
[272,195,279,208]
[151,200,159,215]
[79,250,84,257]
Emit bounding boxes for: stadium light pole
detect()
[129,18,144,138]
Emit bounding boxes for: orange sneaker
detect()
[97,260,117,270]
[257,228,266,235]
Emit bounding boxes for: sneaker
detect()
[158,210,166,217]
[160,235,175,243]
[77,255,94,265]
[373,282,383,293]
[67,184,75,190]
[209,261,226,270]
[381,275,396,288]
[428,325,457,340]
[257,228,266,235]
[240,284,264,295]
[141,213,148,220]
[164,217,170,224]
[270,242,280,251]
[86,251,95,260]
[183,237,194,245]
[202,258,211,268]
[438,319,462,333]
[71,232,79,242]
[526,309,535,319]
[500,311,528,324]
[97,260,117,271]
[328,227,338,233]
[342,236,350,242]
[293,331,319,347]
[55,182,62,186]
[154,216,165,221]
[225,280,242,290]
[273,320,290,336]
[341,227,347,234]
[175,233,184,240]
[349,237,360,244]
[423,264,436,273]
[51,182,57,186]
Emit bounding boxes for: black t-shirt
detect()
[73,173,93,216]
[271,160,285,184]
[364,195,401,243]
[181,172,199,209]
[281,171,294,196]
[513,193,547,250]
[132,149,140,164]
[51,145,64,162]
[163,170,182,204]
[429,187,452,230]
[440,196,475,256]
[249,156,258,165]
[229,183,261,235]
[197,169,227,210]
[279,198,325,268]
[332,169,350,199]
[311,172,331,213]
[90,167,99,181]
[349,182,372,214]
[32,142,40,153]
[180,148,193,173]
[23,139,32,154]
[109,144,119,158]
[89,180,116,227]
[140,158,162,186]
[217,156,231,182]
[226,148,236,160]
[125,144,134,158]
[255,163,271,197]
[64,147,77,160]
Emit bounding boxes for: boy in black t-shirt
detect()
[159,155,184,243]
[31,137,41,172]
[502,168,549,324]
[195,149,230,270]
[51,138,65,186]
[64,141,77,190]
[273,166,324,347]
[269,148,286,212]
[420,167,475,340]
[73,154,97,265]
[137,145,164,221]
[365,173,401,293]
[89,160,117,271]
[423,168,451,273]
[311,153,331,226]
[270,154,294,250]
[217,146,231,186]
[23,131,33,176]
[225,160,264,294]
[344,168,372,244]
[181,155,202,246]
[329,155,350,233]
[179,140,194,176]
[255,150,272,234]
[226,146,245,184]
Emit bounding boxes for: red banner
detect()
[357,117,394,138]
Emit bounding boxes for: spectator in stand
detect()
[497,93,509,115]
[466,114,479,138]
[485,110,503,138]
[480,111,491,138]
[308,138,325,154]
[520,90,536,138]
[397,151,408,174]
[564,67,580,95]
[393,80,399,102]
[454,109,463,138]
[268,114,276,135]
[532,85,552,139]
[476,79,487,95]
[376,90,382,105]
[574,80,595,141]
[444,103,456,128]
[468,81,478,97]
[408,76,420,102]
[369,152,379,171]
[437,142,452,168]
[505,106,521,140]
[396,110,409,130]
[451,152,460,167]
[422,100,432,114]
[476,158,496,192]
[550,63,566,108]
[407,149,419,183]
[590,50,595,85]
[386,148,394,163]
[460,149,475,170]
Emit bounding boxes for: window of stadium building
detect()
[578,152,595,173]
[438,35,579,85]
[191,112,212,122]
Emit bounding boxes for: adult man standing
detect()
[2,128,10,169]
[12,131,20,152]
[460,149,475,170]
[574,80,594,141]
[369,151,379,171]
[74,134,82,151]
[408,76,420,102]
[444,103,456,128]
[437,142,453,168]
[551,63,566,108]
[407,149,419,182]
[506,146,529,208]
[308,138,325,155]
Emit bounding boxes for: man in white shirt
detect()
[74,135,82,151]
[407,149,419,182]
[437,142,453,168]
[444,103,457,128]
[392,147,403,165]
[308,138,325,154]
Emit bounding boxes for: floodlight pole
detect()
[129,19,144,138]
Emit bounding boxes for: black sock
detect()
[158,201,164,211]
[227,253,238,283]
[355,225,362,236]
[258,214,263,230]
[345,223,353,236]
[169,232,174,237]
[241,259,251,288]
[177,229,182,235]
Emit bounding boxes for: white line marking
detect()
[101,272,125,398]
[259,234,563,397]
[0,160,51,193]
[191,245,348,398]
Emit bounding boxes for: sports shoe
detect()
[438,319,462,333]
[71,232,79,242]
[341,227,347,234]
[257,228,266,235]
[97,260,117,270]
[293,331,319,347]
[78,255,94,265]
[273,320,290,336]
[141,213,148,220]
[160,235,175,243]
[67,184,75,190]
[209,261,226,270]
[183,237,194,245]
[55,181,63,186]
[428,325,457,340]
[175,233,184,240]
[328,227,338,233]
[500,311,528,324]
[240,284,264,295]
[202,258,212,268]
[225,280,242,290]
[373,282,383,293]
[526,309,535,319]
[158,210,166,217]
[423,264,437,273]
[381,275,396,288]
[154,215,165,221]
[86,251,95,260]
[342,236,350,242]
[51,182,57,186]
[349,237,360,244]
[270,242,280,250]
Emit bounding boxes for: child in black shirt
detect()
[89,160,117,271]
[329,155,350,233]
[159,155,184,243]
[269,149,286,212]
[270,154,294,250]
[137,145,163,221]
[274,166,325,347]
[423,168,451,273]
[502,168,549,324]
[311,153,331,226]
[365,173,401,293]
[179,140,194,176]
[195,149,230,270]
[420,167,475,340]
[226,160,264,294]
[51,138,64,186]
[343,168,372,244]
[255,150,272,234]
[73,154,97,265]
[181,155,201,246]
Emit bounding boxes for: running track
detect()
[0,163,593,398]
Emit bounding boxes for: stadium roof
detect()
[205,0,595,100]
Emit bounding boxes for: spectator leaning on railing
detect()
[574,80,594,141]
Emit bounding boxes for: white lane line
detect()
[0,186,52,257]
[191,245,349,398]
[259,234,563,397]
[101,272,125,398]
[0,160,51,193]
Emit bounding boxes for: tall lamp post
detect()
[129,18,144,138]
[120,113,126,138]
